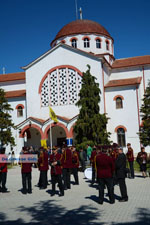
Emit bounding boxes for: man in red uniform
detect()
[71,146,79,185]
[62,146,72,190]
[126,143,134,179]
[95,148,115,204]
[0,148,8,193]
[38,147,49,189]
[49,147,64,196]
[20,147,32,194]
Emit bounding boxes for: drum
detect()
[84,167,92,180]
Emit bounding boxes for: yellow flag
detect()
[41,139,47,149]
[49,106,58,123]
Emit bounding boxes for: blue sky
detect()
[0,0,150,74]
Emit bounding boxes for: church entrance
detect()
[47,126,67,148]
[24,127,41,149]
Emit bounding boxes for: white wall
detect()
[25,45,104,120]
[105,85,142,153]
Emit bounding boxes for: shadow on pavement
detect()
[0,203,150,225]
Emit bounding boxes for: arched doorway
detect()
[47,126,67,147]
[19,124,44,149]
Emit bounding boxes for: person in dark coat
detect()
[95,149,115,204]
[115,147,128,202]
[20,147,32,194]
[79,148,86,172]
[136,147,148,178]
[0,148,8,193]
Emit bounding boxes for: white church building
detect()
[0,19,150,156]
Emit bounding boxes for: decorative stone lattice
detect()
[40,67,82,106]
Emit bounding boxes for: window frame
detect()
[116,97,123,109]
[71,39,77,48]
[117,128,126,147]
[96,39,101,49]
[84,38,90,48]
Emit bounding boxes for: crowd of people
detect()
[0,143,150,205]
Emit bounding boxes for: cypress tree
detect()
[139,81,150,146]
[0,88,15,148]
[74,65,110,149]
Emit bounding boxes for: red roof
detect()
[112,56,150,69]
[105,77,142,88]
[51,20,112,46]
[5,90,26,98]
[0,72,25,83]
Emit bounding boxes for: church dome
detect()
[51,19,112,46]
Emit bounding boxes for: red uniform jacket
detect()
[0,163,7,173]
[49,153,63,175]
[96,153,115,178]
[38,151,49,171]
[21,163,32,173]
[63,148,72,168]
[90,150,97,168]
[126,148,134,162]
[110,149,118,162]
[72,151,79,168]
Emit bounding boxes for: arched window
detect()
[96,39,101,48]
[84,38,90,48]
[106,40,110,51]
[116,97,123,109]
[117,128,126,147]
[17,106,23,117]
[71,39,77,48]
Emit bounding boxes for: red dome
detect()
[51,19,112,46]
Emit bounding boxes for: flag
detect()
[41,139,47,149]
[49,106,58,123]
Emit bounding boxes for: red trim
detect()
[61,40,66,44]
[95,37,102,41]
[19,124,44,139]
[105,40,110,51]
[68,123,76,138]
[113,95,124,101]
[136,86,140,129]
[43,122,69,139]
[38,65,83,94]
[82,36,91,40]
[70,37,78,42]
[142,66,146,93]
[102,64,106,113]
[15,104,24,109]
[115,125,127,132]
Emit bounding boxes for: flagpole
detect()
[49,118,53,151]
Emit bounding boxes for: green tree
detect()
[0,88,15,148]
[74,65,110,149]
[139,81,150,146]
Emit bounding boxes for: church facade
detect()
[1,19,150,156]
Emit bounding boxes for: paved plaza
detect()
[0,166,150,225]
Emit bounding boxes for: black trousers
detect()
[98,177,115,203]
[80,160,85,172]
[63,168,71,189]
[0,172,7,190]
[51,174,64,194]
[22,172,32,192]
[118,178,128,200]
[39,170,47,188]
[92,167,96,184]
[72,167,79,184]
[129,161,134,178]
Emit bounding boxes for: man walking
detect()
[115,147,128,202]
[126,143,134,179]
